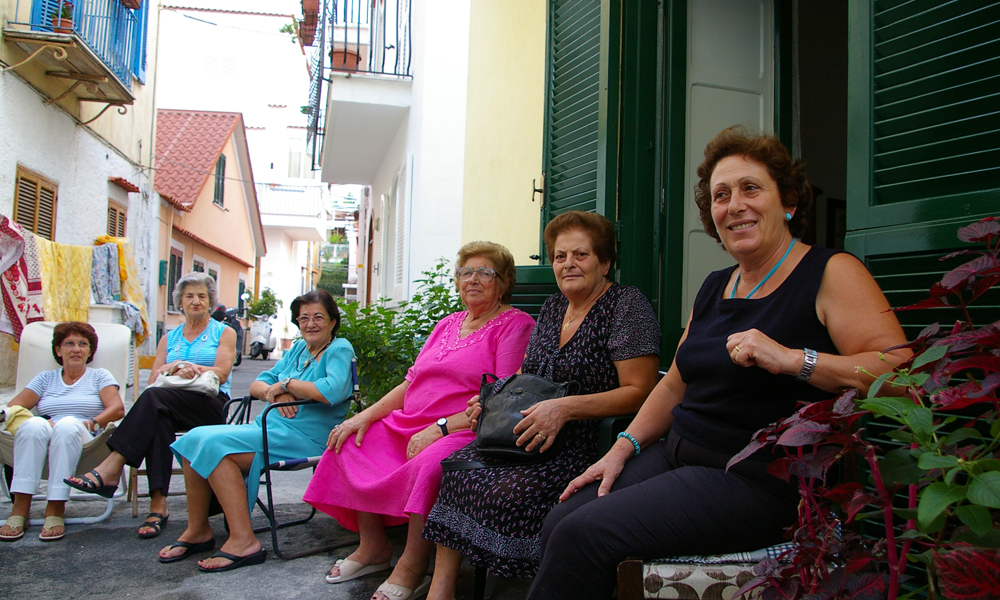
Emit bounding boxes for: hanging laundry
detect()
[95,235,149,343]
[0,215,44,342]
[35,237,92,323]
[91,242,122,304]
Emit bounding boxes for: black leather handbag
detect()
[442,373,580,471]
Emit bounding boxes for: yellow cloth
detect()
[2,405,33,435]
[34,237,91,323]
[95,235,149,343]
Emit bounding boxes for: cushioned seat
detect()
[617,542,794,600]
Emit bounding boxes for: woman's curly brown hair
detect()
[695,126,812,243]
[51,322,98,365]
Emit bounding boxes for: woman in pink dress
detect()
[303,241,535,600]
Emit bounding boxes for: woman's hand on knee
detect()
[328,414,371,452]
[559,451,627,501]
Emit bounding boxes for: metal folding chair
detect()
[227,358,362,559]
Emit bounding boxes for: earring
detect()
[785,212,792,221]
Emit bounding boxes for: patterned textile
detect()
[0,216,44,341]
[90,242,121,303]
[34,237,92,323]
[641,563,761,600]
[652,542,795,565]
[95,235,149,343]
[424,284,661,578]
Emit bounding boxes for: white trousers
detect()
[10,416,89,501]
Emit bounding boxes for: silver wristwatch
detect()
[280,377,292,392]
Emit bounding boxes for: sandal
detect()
[197,549,267,573]
[325,558,391,583]
[64,469,118,498]
[0,515,26,542]
[39,516,65,542]
[159,539,216,563]
[372,576,431,600]
[138,513,169,539]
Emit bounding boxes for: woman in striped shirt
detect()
[0,322,124,542]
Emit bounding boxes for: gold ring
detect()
[535,434,547,440]
[733,345,742,354]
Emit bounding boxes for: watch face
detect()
[437,418,447,426]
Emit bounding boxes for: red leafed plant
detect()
[730,216,1000,600]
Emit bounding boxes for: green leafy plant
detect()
[49,1,73,20]
[318,261,348,298]
[338,259,464,411]
[246,287,282,318]
[732,216,1000,600]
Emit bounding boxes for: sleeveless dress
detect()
[423,284,661,578]
[165,319,231,397]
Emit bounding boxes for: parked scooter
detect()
[248,314,278,360]
[211,305,245,366]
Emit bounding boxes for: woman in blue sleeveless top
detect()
[527,127,912,600]
[66,272,236,539]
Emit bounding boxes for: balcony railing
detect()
[306,0,412,169]
[14,0,140,89]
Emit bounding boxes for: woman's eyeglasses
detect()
[61,340,91,349]
[296,314,328,326]
[456,267,497,282]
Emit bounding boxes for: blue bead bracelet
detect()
[617,431,641,456]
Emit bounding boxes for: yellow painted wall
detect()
[460,0,546,264]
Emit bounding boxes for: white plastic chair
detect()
[0,321,132,525]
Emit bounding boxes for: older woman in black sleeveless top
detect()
[526,127,911,600]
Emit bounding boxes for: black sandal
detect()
[138,513,169,539]
[159,539,215,563]
[64,469,118,498]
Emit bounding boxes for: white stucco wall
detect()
[0,75,160,378]
[359,0,471,305]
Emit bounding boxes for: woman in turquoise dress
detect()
[158,289,355,573]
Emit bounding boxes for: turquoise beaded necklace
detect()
[729,238,797,299]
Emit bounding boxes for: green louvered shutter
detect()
[847,2,1000,593]
[538,0,617,256]
[846,0,1000,286]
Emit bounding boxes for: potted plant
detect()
[49,1,74,34]
[730,216,1000,600]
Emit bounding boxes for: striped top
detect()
[28,367,119,423]
[166,319,231,395]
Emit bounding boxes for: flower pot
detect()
[330,50,361,71]
[51,17,73,34]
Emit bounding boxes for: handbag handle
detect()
[479,373,582,397]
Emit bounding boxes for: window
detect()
[237,278,246,313]
[192,259,205,273]
[208,268,218,282]
[213,155,226,207]
[107,200,127,237]
[167,247,183,310]
[13,166,57,240]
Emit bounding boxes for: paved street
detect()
[0,358,531,599]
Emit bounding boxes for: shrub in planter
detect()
[338,259,464,412]
[730,216,1000,600]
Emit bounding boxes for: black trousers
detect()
[106,387,226,495]
[525,430,799,600]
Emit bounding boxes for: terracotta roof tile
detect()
[154,110,241,210]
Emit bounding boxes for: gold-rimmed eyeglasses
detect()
[456,267,497,282]
[296,314,329,326]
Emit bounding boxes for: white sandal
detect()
[0,515,26,542]
[39,516,65,541]
[324,558,391,583]
[372,575,431,600]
